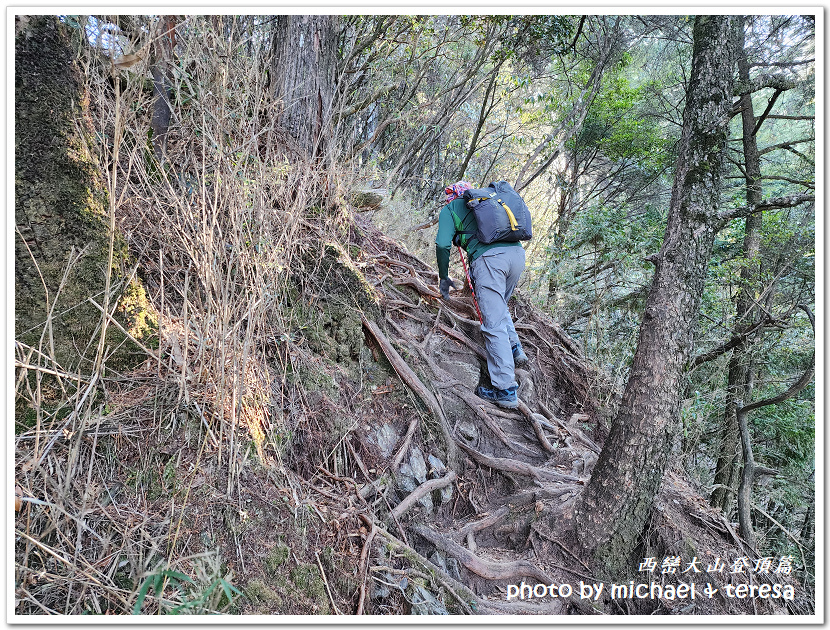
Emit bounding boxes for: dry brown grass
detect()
[14,15,363,615]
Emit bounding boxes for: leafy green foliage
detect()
[132,559,242,614]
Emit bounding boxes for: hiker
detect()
[435,180,529,409]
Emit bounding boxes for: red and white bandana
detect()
[445,181,473,203]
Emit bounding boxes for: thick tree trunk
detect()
[15,15,155,385]
[15,17,129,371]
[271,15,339,159]
[150,16,176,161]
[572,15,738,578]
[711,20,764,512]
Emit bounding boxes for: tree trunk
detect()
[271,15,339,160]
[800,492,815,548]
[572,15,738,578]
[710,19,765,512]
[150,16,176,161]
[548,149,578,301]
[15,16,142,372]
[710,354,749,512]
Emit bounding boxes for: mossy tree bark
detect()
[15,16,149,373]
[572,15,739,578]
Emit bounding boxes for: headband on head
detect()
[445,181,473,203]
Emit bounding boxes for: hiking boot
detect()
[475,385,519,409]
[512,343,529,366]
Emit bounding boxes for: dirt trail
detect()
[331,214,805,616]
[345,217,616,614]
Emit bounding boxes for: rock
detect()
[371,572,394,600]
[516,369,536,405]
[409,447,428,484]
[418,493,434,515]
[397,448,433,513]
[410,585,449,615]
[397,463,418,493]
[434,349,481,392]
[427,454,453,504]
[371,582,391,600]
[429,551,448,573]
[457,419,478,441]
[427,454,447,477]
[446,558,462,581]
[437,484,453,505]
[374,423,399,458]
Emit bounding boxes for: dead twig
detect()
[315,551,342,615]
[355,524,376,615]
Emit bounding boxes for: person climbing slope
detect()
[435,180,529,409]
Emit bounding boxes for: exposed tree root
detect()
[362,317,458,467]
[437,383,535,457]
[435,323,487,361]
[538,402,600,453]
[411,524,556,585]
[391,471,457,520]
[373,527,484,614]
[356,523,376,615]
[392,418,418,470]
[456,506,510,541]
[454,439,581,483]
[517,401,556,453]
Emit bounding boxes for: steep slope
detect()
[14,202,809,616]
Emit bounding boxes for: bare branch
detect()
[690,317,769,368]
[760,175,814,188]
[758,137,814,156]
[718,194,814,221]
[750,58,814,68]
[741,352,814,414]
[750,88,782,136]
[738,72,798,94]
[766,114,815,121]
[515,18,621,191]
[335,82,399,122]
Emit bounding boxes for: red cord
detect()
[457,245,484,325]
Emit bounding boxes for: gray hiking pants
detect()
[470,246,525,390]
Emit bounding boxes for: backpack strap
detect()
[449,207,475,248]
[496,199,519,231]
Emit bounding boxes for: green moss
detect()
[264,544,291,576]
[118,280,158,343]
[245,579,280,606]
[350,191,383,209]
[288,565,329,613]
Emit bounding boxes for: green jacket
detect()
[434,198,522,280]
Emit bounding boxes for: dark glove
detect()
[439,277,456,299]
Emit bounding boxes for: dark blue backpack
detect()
[461,181,532,244]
